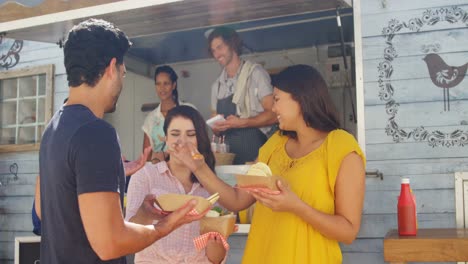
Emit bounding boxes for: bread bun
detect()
[246,162,272,177]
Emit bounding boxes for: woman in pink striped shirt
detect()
[126,105,227,264]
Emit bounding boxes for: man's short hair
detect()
[64,18,132,87]
[207,26,243,56]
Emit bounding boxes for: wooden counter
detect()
[384,228,468,263]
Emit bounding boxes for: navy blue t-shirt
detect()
[39,105,126,264]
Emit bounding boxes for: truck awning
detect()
[0,0,352,43]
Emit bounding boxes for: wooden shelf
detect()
[384,228,468,263]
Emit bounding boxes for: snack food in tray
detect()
[154,193,219,213]
[200,207,236,238]
[235,162,285,192]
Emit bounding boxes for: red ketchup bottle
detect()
[397,178,417,236]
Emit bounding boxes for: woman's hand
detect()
[123,146,151,176]
[250,180,303,213]
[154,199,206,238]
[205,233,227,264]
[167,141,206,172]
[129,194,166,224]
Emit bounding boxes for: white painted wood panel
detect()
[0,151,38,161]
[359,213,455,238]
[0,231,34,242]
[0,40,63,263]
[367,158,468,176]
[0,242,14,262]
[365,126,468,144]
[364,189,454,214]
[0,50,66,75]
[363,52,468,82]
[342,238,382,252]
[0,175,37,187]
[364,78,468,105]
[366,142,468,160]
[0,196,34,214]
[364,101,468,129]
[14,46,63,65]
[363,28,468,60]
[0,160,38,174]
[361,0,468,15]
[365,173,455,191]
[359,1,468,263]
[361,4,468,37]
[53,74,68,93]
[53,91,68,112]
[342,253,385,264]
[0,185,35,197]
[0,214,32,231]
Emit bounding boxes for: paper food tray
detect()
[200,214,237,238]
[155,193,211,213]
[235,174,285,191]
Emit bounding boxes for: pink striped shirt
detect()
[125,161,214,264]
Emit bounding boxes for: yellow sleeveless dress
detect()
[241,129,365,264]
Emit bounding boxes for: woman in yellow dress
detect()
[170,64,366,264]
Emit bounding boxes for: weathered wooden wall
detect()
[349,0,468,263]
[0,40,65,264]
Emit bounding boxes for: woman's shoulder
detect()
[259,131,287,156]
[144,105,163,120]
[327,129,358,146]
[326,129,365,162]
[267,131,288,145]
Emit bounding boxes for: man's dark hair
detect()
[64,18,132,87]
[272,64,341,138]
[207,26,243,56]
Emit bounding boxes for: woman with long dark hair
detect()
[170,65,366,263]
[126,105,225,264]
[142,65,195,162]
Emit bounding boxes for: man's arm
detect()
[238,65,277,128]
[214,95,277,131]
[34,175,41,220]
[79,192,201,260]
[238,94,277,128]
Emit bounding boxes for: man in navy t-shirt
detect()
[38,19,204,264]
